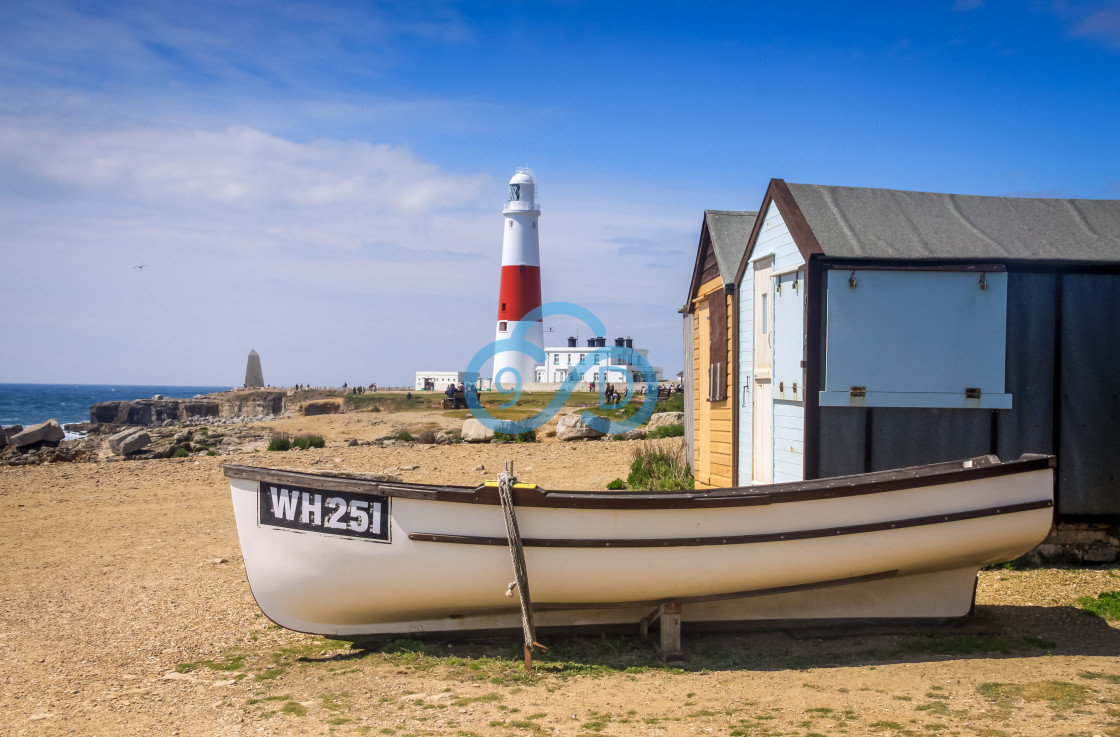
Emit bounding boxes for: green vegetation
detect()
[646,423,684,439]
[281,701,308,716]
[1077,590,1120,620]
[176,654,245,673]
[292,434,325,449]
[267,436,292,452]
[977,681,1092,712]
[394,430,413,442]
[624,440,693,491]
[172,447,189,458]
[267,432,324,451]
[493,429,537,443]
[605,478,626,490]
[1079,671,1120,684]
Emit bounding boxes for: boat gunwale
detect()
[223,453,1055,510]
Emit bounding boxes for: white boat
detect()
[225,454,1054,640]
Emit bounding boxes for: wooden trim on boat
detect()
[407,499,1052,548]
[224,454,1055,511]
[533,570,900,610]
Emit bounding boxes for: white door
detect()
[752,258,774,483]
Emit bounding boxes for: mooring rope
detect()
[497,464,544,668]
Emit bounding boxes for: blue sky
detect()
[1,0,1118,386]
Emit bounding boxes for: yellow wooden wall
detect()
[692,276,734,489]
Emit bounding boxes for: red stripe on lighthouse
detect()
[497,265,542,321]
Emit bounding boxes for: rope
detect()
[497,465,545,668]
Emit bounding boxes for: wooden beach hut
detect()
[683,210,757,488]
[729,179,1120,558]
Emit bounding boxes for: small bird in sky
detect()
[133,264,148,269]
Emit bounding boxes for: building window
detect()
[499,321,507,332]
[501,302,506,311]
[553,355,559,364]
[510,183,520,201]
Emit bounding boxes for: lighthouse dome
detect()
[507,169,536,207]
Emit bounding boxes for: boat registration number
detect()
[258,483,391,542]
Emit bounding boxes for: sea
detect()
[0,383,232,432]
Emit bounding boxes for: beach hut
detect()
[731,179,1120,553]
[683,210,757,488]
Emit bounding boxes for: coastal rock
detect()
[461,418,494,443]
[4,424,24,439]
[556,414,604,441]
[646,412,685,430]
[109,428,151,456]
[10,420,65,448]
[0,426,6,448]
[623,428,647,440]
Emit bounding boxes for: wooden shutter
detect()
[708,287,727,401]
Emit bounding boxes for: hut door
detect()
[753,258,774,483]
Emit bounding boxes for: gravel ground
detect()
[2,411,1120,737]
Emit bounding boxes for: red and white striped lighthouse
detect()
[493,168,544,387]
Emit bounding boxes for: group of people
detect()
[444,383,468,409]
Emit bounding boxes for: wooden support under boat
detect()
[640,602,683,661]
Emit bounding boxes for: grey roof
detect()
[705,210,758,283]
[786,183,1120,262]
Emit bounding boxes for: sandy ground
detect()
[3,410,1120,737]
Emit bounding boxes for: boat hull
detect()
[227,455,1054,637]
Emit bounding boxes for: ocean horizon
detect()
[0,383,232,430]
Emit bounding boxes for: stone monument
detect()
[244,349,264,388]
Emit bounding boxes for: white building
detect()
[414,371,466,392]
[534,337,664,386]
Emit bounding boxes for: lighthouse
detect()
[493,169,544,388]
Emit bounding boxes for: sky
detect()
[1,0,1118,387]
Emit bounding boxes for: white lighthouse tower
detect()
[493,169,544,388]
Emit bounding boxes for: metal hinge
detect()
[850,386,866,398]
[965,388,981,399]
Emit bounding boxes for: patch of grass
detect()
[492,429,537,443]
[625,439,693,491]
[605,478,626,490]
[256,667,286,681]
[394,430,413,442]
[246,694,291,705]
[267,435,291,452]
[646,424,684,439]
[292,434,325,449]
[206,450,217,456]
[450,693,502,707]
[896,629,1054,656]
[1079,671,1120,684]
[280,701,307,716]
[172,447,190,458]
[176,655,244,673]
[320,691,351,711]
[915,701,950,716]
[977,681,1093,712]
[1077,590,1120,620]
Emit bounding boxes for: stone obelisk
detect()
[244,349,264,388]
